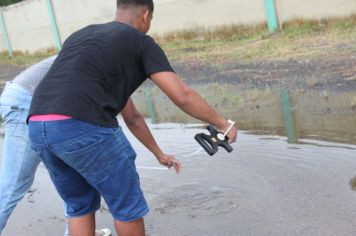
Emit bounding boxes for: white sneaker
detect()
[95,228,112,236]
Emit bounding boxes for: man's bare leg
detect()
[114,218,145,236]
[69,213,96,236]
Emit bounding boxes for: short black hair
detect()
[117,0,154,13]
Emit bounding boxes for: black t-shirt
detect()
[28,22,174,127]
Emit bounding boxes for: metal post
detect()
[280,89,297,143]
[0,8,13,57]
[46,0,62,51]
[264,0,279,33]
[144,90,157,123]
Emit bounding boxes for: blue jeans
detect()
[0,82,69,235]
[29,119,149,222]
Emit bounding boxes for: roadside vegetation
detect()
[0,48,56,66]
[0,0,22,6]
[158,16,355,63]
[0,16,355,66]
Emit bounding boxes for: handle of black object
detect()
[194,125,233,156]
[194,132,218,156]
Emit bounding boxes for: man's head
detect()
[116,0,154,33]
[117,0,154,13]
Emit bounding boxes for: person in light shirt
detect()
[0,56,111,236]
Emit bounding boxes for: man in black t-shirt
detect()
[28,0,237,235]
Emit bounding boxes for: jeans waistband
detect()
[28,118,103,132]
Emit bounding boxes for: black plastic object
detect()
[194,125,233,156]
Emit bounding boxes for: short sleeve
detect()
[142,36,175,76]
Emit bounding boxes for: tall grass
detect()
[282,15,356,37]
[154,23,268,43]
[155,15,356,43]
[157,16,355,62]
[0,48,56,65]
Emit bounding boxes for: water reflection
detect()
[350,176,356,191]
[133,85,356,144]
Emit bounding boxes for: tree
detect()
[0,0,23,7]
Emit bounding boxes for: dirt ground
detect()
[173,52,356,91]
[1,51,355,91]
[0,64,24,89]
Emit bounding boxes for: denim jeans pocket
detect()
[1,106,28,136]
[60,125,123,158]
[59,136,117,182]
[62,135,105,158]
[0,106,23,123]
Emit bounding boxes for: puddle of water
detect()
[121,120,356,235]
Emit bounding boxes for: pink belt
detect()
[29,114,72,121]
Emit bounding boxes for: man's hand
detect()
[227,126,238,143]
[220,122,238,144]
[156,153,182,174]
[122,99,182,174]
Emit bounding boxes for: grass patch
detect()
[159,16,356,63]
[282,16,356,37]
[155,24,267,43]
[0,48,56,66]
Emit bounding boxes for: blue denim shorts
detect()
[28,118,149,221]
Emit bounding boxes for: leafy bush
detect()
[0,0,23,7]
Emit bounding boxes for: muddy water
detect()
[1,120,356,236]
[132,83,356,144]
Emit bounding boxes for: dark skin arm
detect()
[150,71,237,143]
[121,98,181,173]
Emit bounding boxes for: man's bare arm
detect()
[150,71,237,142]
[121,98,181,173]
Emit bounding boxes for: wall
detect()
[2,0,53,52]
[150,0,266,35]
[51,0,115,42]
[276,0,356,24]
[0,0,355,53]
